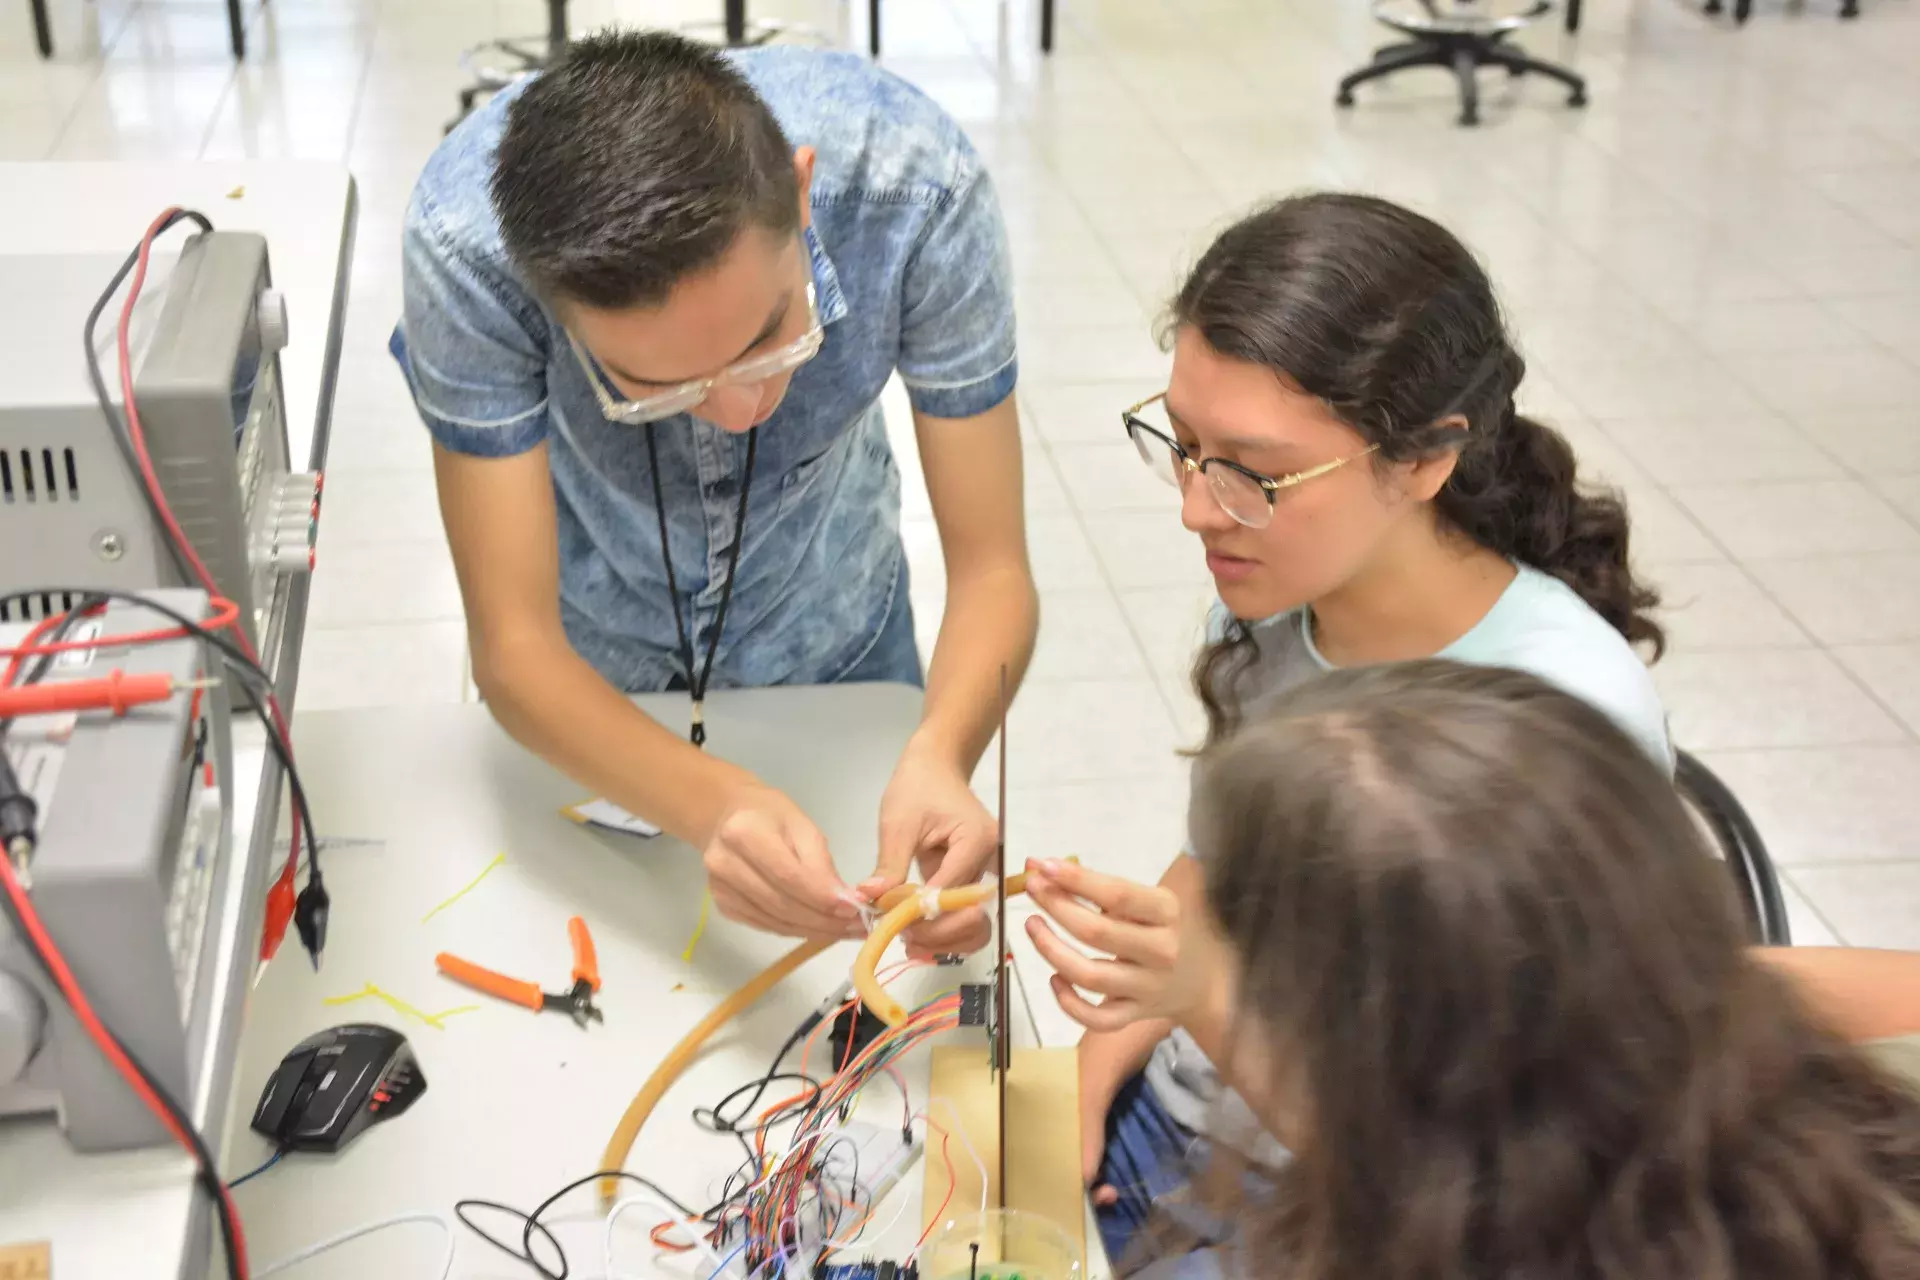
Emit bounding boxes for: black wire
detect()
[691,1007,824,1164]
[67,213,326,894]
[0,592,103,738]
[455,1002,853,1279]
[0,586,321,883]
[454,1199,569,1279]
[0,885,244,1280]
[79,208,213,589]
[696,1070,824,1164]
[454,1169,705,1280]
[0,211,272,1280]
[642,423,759,748]
[814,1136,861,1249]
[1,586,278,1280]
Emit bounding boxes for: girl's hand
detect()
[1024,858,1226,1031]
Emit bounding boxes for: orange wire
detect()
[650,1219,697,1253]
[912,1127,958,1255]
[799,992,860,1081]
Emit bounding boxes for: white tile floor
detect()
[11,0,1920,945]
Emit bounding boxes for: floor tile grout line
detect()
[986,46,1197,735]
[191,0,249,162]
[1780,867,1852,946]
[40,0,134,158]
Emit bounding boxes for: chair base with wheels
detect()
[448,0,568,132]
[868,0,1055,57]
[31,0,252,59]
[1676,749,1791,948]
[444,0,829,133]
[1704,0,1858,20]
[1335,0,1585,127]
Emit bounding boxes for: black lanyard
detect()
[644,422,758,747]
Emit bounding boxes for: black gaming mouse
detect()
[251,1023,426,1152]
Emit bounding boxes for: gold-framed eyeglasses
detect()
[1122,392,1379,530]
[570,282,825,426]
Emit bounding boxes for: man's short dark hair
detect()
[490,30,801,310]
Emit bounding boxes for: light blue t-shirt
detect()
[1215,563,1673,775]
[1142,564,1672,1158]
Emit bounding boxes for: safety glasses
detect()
[570,282,824,426]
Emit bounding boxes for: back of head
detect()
[1175,195,1662,742]
[490,30,800,310]
[1191,660,1920,1280]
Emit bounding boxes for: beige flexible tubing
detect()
[598,868,1041,1209]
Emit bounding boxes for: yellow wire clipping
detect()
[421,852,506,924]
[681,889,713,963]
[324,982,479,1031]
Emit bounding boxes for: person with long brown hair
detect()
[1026,661,1920,1279]
[1039,190,1677,1272]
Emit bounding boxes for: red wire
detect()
[0,852,249,1276]
[649,1219,697,1253]
[912,1128,957,1254]
[117,209,305,958]
[0,609,78,689]
[0,598,242,667]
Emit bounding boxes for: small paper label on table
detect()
[561,798,661,839]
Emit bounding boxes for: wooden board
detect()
[922,1044,1086,1263]
[0,1241,50,1280]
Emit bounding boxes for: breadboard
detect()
[922,1045,1084,1261]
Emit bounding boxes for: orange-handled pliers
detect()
[435,916,604,1029]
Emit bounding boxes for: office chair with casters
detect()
[1704,0,1858,21]
[31,0,255,59]
[1335,0,1585,127]
[448,0,568,132]
[867,0,1056,56]
[1676,748,1792,948]
[444,0,830,132]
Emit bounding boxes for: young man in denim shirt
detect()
[391,32,1037,949]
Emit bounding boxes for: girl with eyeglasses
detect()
[1029,661,1920,1280]
[1041,191,1675,1273]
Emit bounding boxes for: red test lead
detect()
[0,671,219,720]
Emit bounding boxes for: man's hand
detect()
[862,746,998,956]
[705,782,866,940]
[1024,858,1230,1031]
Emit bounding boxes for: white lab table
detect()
[229,684,1042,1279]
[0,162,356,1275]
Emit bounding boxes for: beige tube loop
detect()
[598,865,1054,1209]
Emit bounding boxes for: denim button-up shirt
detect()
[391,47,1017,692]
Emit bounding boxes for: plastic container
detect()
[920,1209,1084,1280]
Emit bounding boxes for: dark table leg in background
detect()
[547,0,568,59]
[1564,0,1581,33]
[29,0,54,56]
[869,0,880,56]
[725,0,746,44]
[1041,0,1055,50]
[226,0,245,56]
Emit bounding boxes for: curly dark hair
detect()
[1186,660,1920,1280]
[1174,193,1663,744]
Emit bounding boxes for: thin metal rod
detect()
[995,664,1010,1208]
